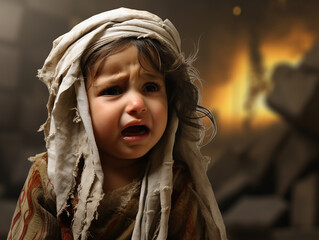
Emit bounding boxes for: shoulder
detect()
[19,152,55,206]
[29,152,48,169]
[7,152,59,239]
[28,152,55,200]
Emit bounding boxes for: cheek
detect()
[89,100,116,136]
[153,99,168,131]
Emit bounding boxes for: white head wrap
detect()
[38,7,226,240]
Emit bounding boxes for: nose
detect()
[125,92,147,115]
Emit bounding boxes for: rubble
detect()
[207,148,250,203]
[272,228,319,240]
[207,41,319,239]
[0,2,319,239]
[291,173,319,229]
[223,195,287,230]
[267,43,319,139]
[275,129,319,195]
[242,122,289,183]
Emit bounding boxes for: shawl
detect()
[36,7,226,240]
[8,153,213,239]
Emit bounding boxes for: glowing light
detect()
[233,6,242,16]
[204,45,251,132]
[261,23,316,75]
[204,23,316,133]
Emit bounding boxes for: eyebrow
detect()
[93,75,126,88]
[139,68,164,79]
[91,67,164,89]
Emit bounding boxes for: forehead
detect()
[101,45,138,73]
[83,39,168,90]
[86,44,164,88]
[96,44,161,76]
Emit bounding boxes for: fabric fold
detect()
[37,7,226,240]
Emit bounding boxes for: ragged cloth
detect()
[8,7,226,240]
[8,153,212,239]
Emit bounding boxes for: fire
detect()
[261,23,316,74]
[204,23,316,133]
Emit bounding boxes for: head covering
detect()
[38,7,226,240]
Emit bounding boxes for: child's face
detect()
[86,45,168,163]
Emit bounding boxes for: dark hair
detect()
[81,37,215,137]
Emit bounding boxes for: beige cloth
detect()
[37,7,226,240]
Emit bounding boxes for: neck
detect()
[100,154,147,192]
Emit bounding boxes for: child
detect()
[8,8,226,240]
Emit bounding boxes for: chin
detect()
[122,151,149,160]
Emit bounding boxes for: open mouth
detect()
[121,125,149,137]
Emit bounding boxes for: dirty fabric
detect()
[9,153,212,239]
[17,7,225,240]
[7,153,61,240]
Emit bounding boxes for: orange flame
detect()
[204,23,316,134]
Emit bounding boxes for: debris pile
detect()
[208,42,319,240]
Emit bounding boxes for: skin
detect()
[86,44,168,191]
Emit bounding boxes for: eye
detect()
[101,86,122,96]
[143,82,160,92]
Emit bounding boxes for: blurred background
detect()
[1,0,318,239]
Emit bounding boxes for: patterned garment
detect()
[7,153,60,240]
[7,153,207,240]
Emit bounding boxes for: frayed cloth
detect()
[36,7,226,240]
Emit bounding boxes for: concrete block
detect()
[214,171,250,203]
[207,148,250,202]
[224,195,287,230]
[244,122,289,182]
[268,64,318,118]
[208,148,242,190]
[275,130,318,195]
[301,40,319,70]
[0,1,24,42]
[272,228,319,240]
[268,64,319,138]
[291,174,319,229]
[0,44,21,89]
